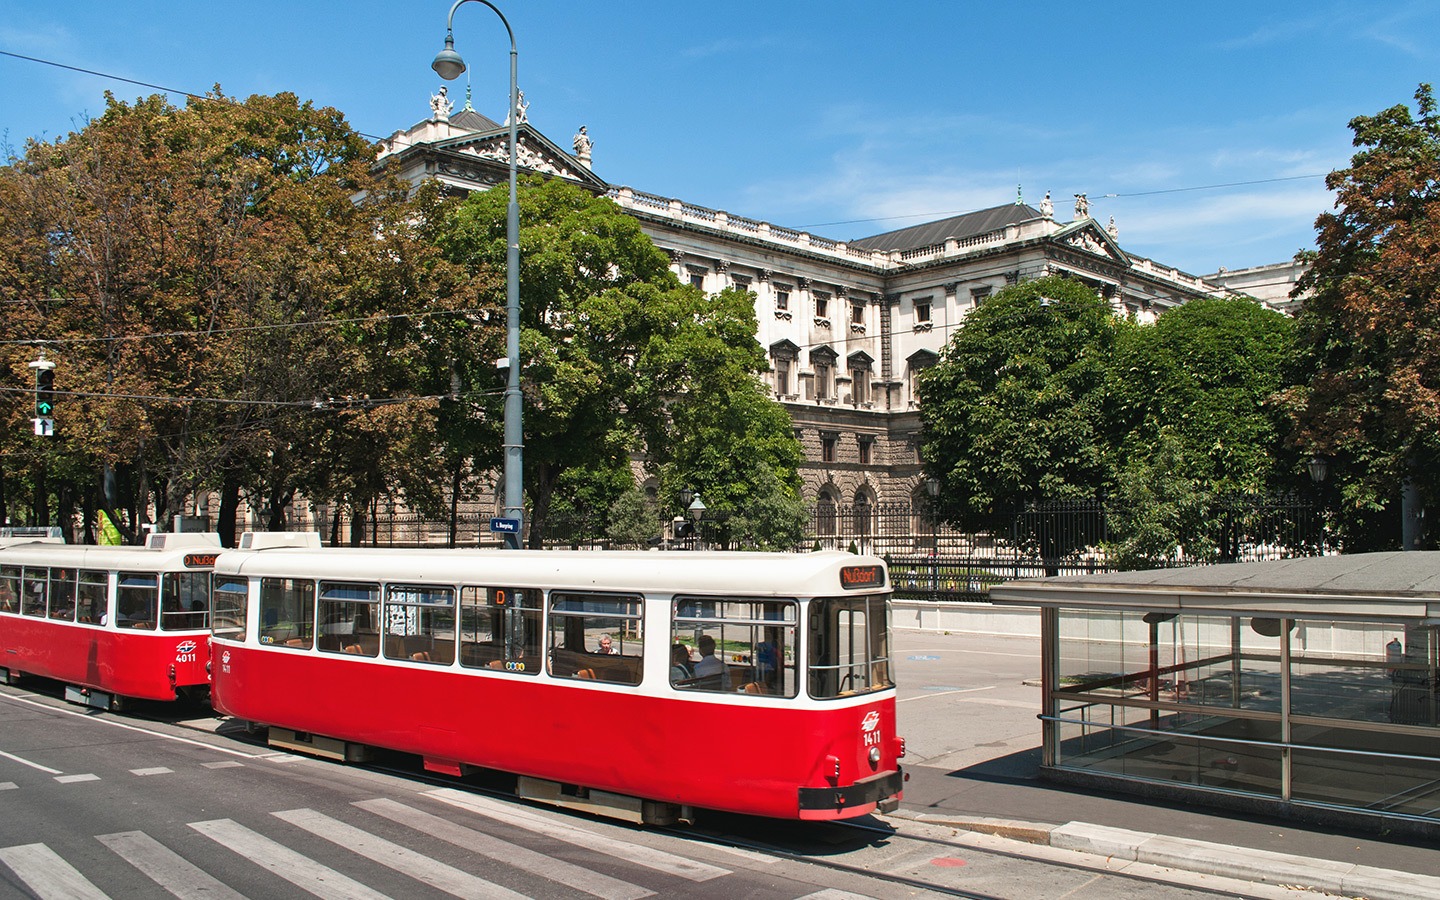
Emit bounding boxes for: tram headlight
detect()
[868,746,881,769]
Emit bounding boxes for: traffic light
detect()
[35,366,55,418]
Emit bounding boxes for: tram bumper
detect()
[797,768,903,819]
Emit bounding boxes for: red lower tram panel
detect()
[1,617,210,703]
[212,644,902,821]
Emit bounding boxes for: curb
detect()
[892,812,1440,900]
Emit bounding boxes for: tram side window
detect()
[0,565,18,612]
[162,572,209,631]
[672,598,798,697]
[808,595,893,699]
[77,571,109,625]
[48,568,77,621]
[259,578,315,648]
[317,582,379,657]
[460,586,540,674]
[21,567,48,617]
[548,593,644,685]
[117,572,158,630]
[210,575,248,638]
[384,585,455,665]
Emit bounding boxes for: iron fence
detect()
[288,495,1328,603]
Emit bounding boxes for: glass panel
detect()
[0,565,18,613]
[77,571,108,625]
[259,577,314,648]
[210,575,248,638]
[21,567,47,617]
[48,568,77,621]
[1055,714,1282,796]
[459,586,540,674]
[547,592,643,685]
[1289,620,1422,724]
[161,572,209,630]
[317,581,379,656]
[808,594,892,699]
[1291,722,1440,817]
[672,598,798,696]
[383,585,455,665]
[117,572,158,630]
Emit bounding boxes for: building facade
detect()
[380,92,1245,510]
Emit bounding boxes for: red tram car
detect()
[210,533,904,822]
[0,533,217,709]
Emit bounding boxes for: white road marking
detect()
[130,766,173,776]
[0,747,63,774]
[55,773,100,784]
[426,788,730,882]
[0,842,111,899]
[0,782,15,790]
[796,891,880,900]
[272,807,530,900]
[356,797,654,900]
[202,761,245,769]
[189,817,391,900]
[97,831,248,900]
[0,691,260,758]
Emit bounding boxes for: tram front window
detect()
[162,572,209,630]
[210,575,248,638]
[808,594,893,699]
[460,586,540,674]
[672,598,798,696]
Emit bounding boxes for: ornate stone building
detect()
[379,92,1238,511]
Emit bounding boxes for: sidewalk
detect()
[889,627,1440,899]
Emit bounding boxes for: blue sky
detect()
[3,1,1437,275]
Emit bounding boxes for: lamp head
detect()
[432,33,467,80]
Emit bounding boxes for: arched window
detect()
[853,490,873,538]
[816,489,838,536]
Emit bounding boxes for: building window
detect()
[775,357,791,396]
[821,435,837,463]
[858,438,873,465]
[814,361,832,400]
[915,298,931,322]
[850,366,869,405]
[687,266,707,289]
[814,292,829,319]
[970,286,991,304]
[851,301,865,325]
[776,288,790,310]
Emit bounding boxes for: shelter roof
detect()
[989,552,1440,620]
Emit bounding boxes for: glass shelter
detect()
[991,553,1440,833]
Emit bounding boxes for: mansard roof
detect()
[848,203,1043,252]
[448,108,502,132]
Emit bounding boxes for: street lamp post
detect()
[924,477,941,601]
[433,0,524,549]
[687,495,706,551]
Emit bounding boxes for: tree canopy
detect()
[0,90,482,544]
[1287,83,1440,549]
[437,176,804,547]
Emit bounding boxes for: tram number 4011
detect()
[175,640,199,664]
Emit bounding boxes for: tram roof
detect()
[0,533,220,571]
[989,551,1440,620]
[213,547,889,597]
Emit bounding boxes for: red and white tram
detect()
[0,533,217,709]
[210,533,904,822]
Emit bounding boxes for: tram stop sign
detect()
[489,517,520,534]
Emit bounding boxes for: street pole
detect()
[434,0,524,549]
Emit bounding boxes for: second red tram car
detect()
[210,534,904,822]
[0,533,218,709]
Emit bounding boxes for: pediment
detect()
[436,126,605,188]
[1053,219,1130,266]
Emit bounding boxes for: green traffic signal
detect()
[35,367,55,417]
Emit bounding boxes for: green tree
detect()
[438,178,802,547]
[1286,83,1440,549]
[917,276,1122,556]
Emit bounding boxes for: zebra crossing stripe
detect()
[0,842,110,899]
[96,831,247,900]
[425,788,730,882]
[189,818,391,900]
[796,891,880,900]
[355,797,654,900]
[272,808,530,900]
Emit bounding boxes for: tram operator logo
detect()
[175,640,199,664]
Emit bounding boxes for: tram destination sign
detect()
[489,517,521,534]
[840,564,885,590]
